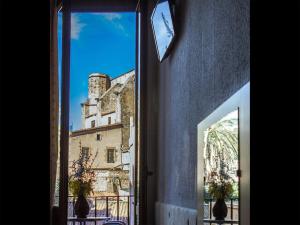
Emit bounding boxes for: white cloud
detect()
[71,14,86,40]
[115,23,125,32]
[92,13,128,36]
[101,13,122,21]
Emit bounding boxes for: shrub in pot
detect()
[69,142,98,218]
[207,171,234,221]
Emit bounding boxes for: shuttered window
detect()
[107,148,115,163]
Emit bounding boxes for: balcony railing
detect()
[54,196,237,225]
[204,198,239,225]
[54,195,134,225]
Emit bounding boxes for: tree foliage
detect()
[204,117,238,180]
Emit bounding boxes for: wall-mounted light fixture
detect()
[151,0,176,62]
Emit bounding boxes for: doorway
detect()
[55,1,142,225]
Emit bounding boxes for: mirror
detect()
[203,109,239,223]
[151,0,175,62]
[197,83,250,225]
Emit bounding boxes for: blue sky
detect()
[58,12,136,130]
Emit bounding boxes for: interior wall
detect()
[144,0,250,219]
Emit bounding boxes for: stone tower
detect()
[88,73,111,101]
[80,73,111,129]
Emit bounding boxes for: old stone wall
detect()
[72,71,135,197]
[69,127,122,170]
[94,169,129,194]
[120,75,135,148]
[88,74,111,99]
[111,70,135,86]
[100,84,122,115]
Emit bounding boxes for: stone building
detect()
[69,69,135,196]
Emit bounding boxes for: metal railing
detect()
[63,195,133,225]
[204,198,239,225]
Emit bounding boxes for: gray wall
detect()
[144,0,250,219]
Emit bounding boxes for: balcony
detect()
[55,195,134,225]
[204,198,239,225]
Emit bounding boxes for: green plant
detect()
[69,141,98,197]
[204,113,239,201]
[207,171,234,200]
[231,182,239,199]
[69,179,94,197]
[204,117,238,179]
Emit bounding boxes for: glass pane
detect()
[151,0,175,61]
[203,110,239,222]
[68,12,136,225]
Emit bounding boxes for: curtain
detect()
[50,0,59,214]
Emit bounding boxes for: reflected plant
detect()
[204,117,238,180]
[207,171,234,200]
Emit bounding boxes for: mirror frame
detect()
[197,82,250,225]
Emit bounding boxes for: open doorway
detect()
[67,12,136,225]
[55,1,141,224]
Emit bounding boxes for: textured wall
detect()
[120,75,135,148]
[101,84,121,114]
[145,0,250,212]
[88,74,111,99]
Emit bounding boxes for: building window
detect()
[108,117,111,125]
[107,148,115,163]
[91,120,95,128]
[97,134,101,141]
[82,147,89,160]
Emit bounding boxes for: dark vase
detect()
[213,198,228,220]
[74,192,90,218]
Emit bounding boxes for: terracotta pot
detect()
[213,198,228,220]
[74,192,90,218]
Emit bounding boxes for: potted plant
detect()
[203,114,238,220]
[207,170,234,220]
[69,143,98,218]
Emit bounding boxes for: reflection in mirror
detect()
[151,0,175,61]
[203,110,239,223]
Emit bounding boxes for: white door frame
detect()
[197,82,250,225]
